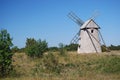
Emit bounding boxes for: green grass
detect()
[1,51,120,80]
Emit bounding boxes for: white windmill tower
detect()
[68,12,106,53]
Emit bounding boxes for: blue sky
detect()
[0,0,120,48]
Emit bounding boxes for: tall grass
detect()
[2,51,120,80]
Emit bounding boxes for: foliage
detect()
[32,52,62,75]
[25,38,48,58]
[17,48,25,53]
[65,43,78,51]
[0,29,13,77]
[48,47,59,52]
[96,56,120,73]
[101,45,110,52]
[43,53,62,74]
[11,46,19,53]
[58,43,66,56]
[109,44,120,50]
[47,44,78,52]
[3,51,120,80]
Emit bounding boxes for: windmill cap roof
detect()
[80,19,100,29]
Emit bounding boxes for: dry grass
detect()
[2,50,120,80]
[12,53,35,76]
[2,74,120,80]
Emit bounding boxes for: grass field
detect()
[1,50,120,80]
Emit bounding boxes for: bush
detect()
[0,29,13,77]
[32,53,62,75]
[25,38,48,58]
[109,44,120,50]
[43,53,62,74]
[65,44,78,51]
[59,43,66,56]
[11,46,19,53]
[48,47,59,52]
[101,45,110,52]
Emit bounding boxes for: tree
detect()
[65,44,78,51]
[25,38,48,58]
[25,38,37,57]
[109,45,120,50]
[0,29,13,77]
[11,46,19,53]
[48,47,59,52]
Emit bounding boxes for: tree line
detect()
[12,41,78,53]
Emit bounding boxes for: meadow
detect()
[2,50,120,80]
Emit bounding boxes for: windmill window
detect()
[91,29,94,33]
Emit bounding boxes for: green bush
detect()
[65,44,78,51]
[25,38,48,58]
[0,29,13,77]
[109,44,120,50]
[11,46,19,53]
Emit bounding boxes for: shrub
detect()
[48,47,59,52]
[11,46,19,53]
[59,43,66,56]
[101,45,110,52]
[25,38,48,58]
[109,44,120,50]
[43,53,62,74]
[65,44,78,51]
[32,53,62,75]
[0,29,13,77]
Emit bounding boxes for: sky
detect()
[0,0,120,48]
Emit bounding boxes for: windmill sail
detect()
[68,12,84,26]
[68,12,84,44]
[70,30,80,44]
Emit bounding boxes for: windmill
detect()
[68,12,107,53]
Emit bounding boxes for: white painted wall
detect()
[77,20,101,53]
